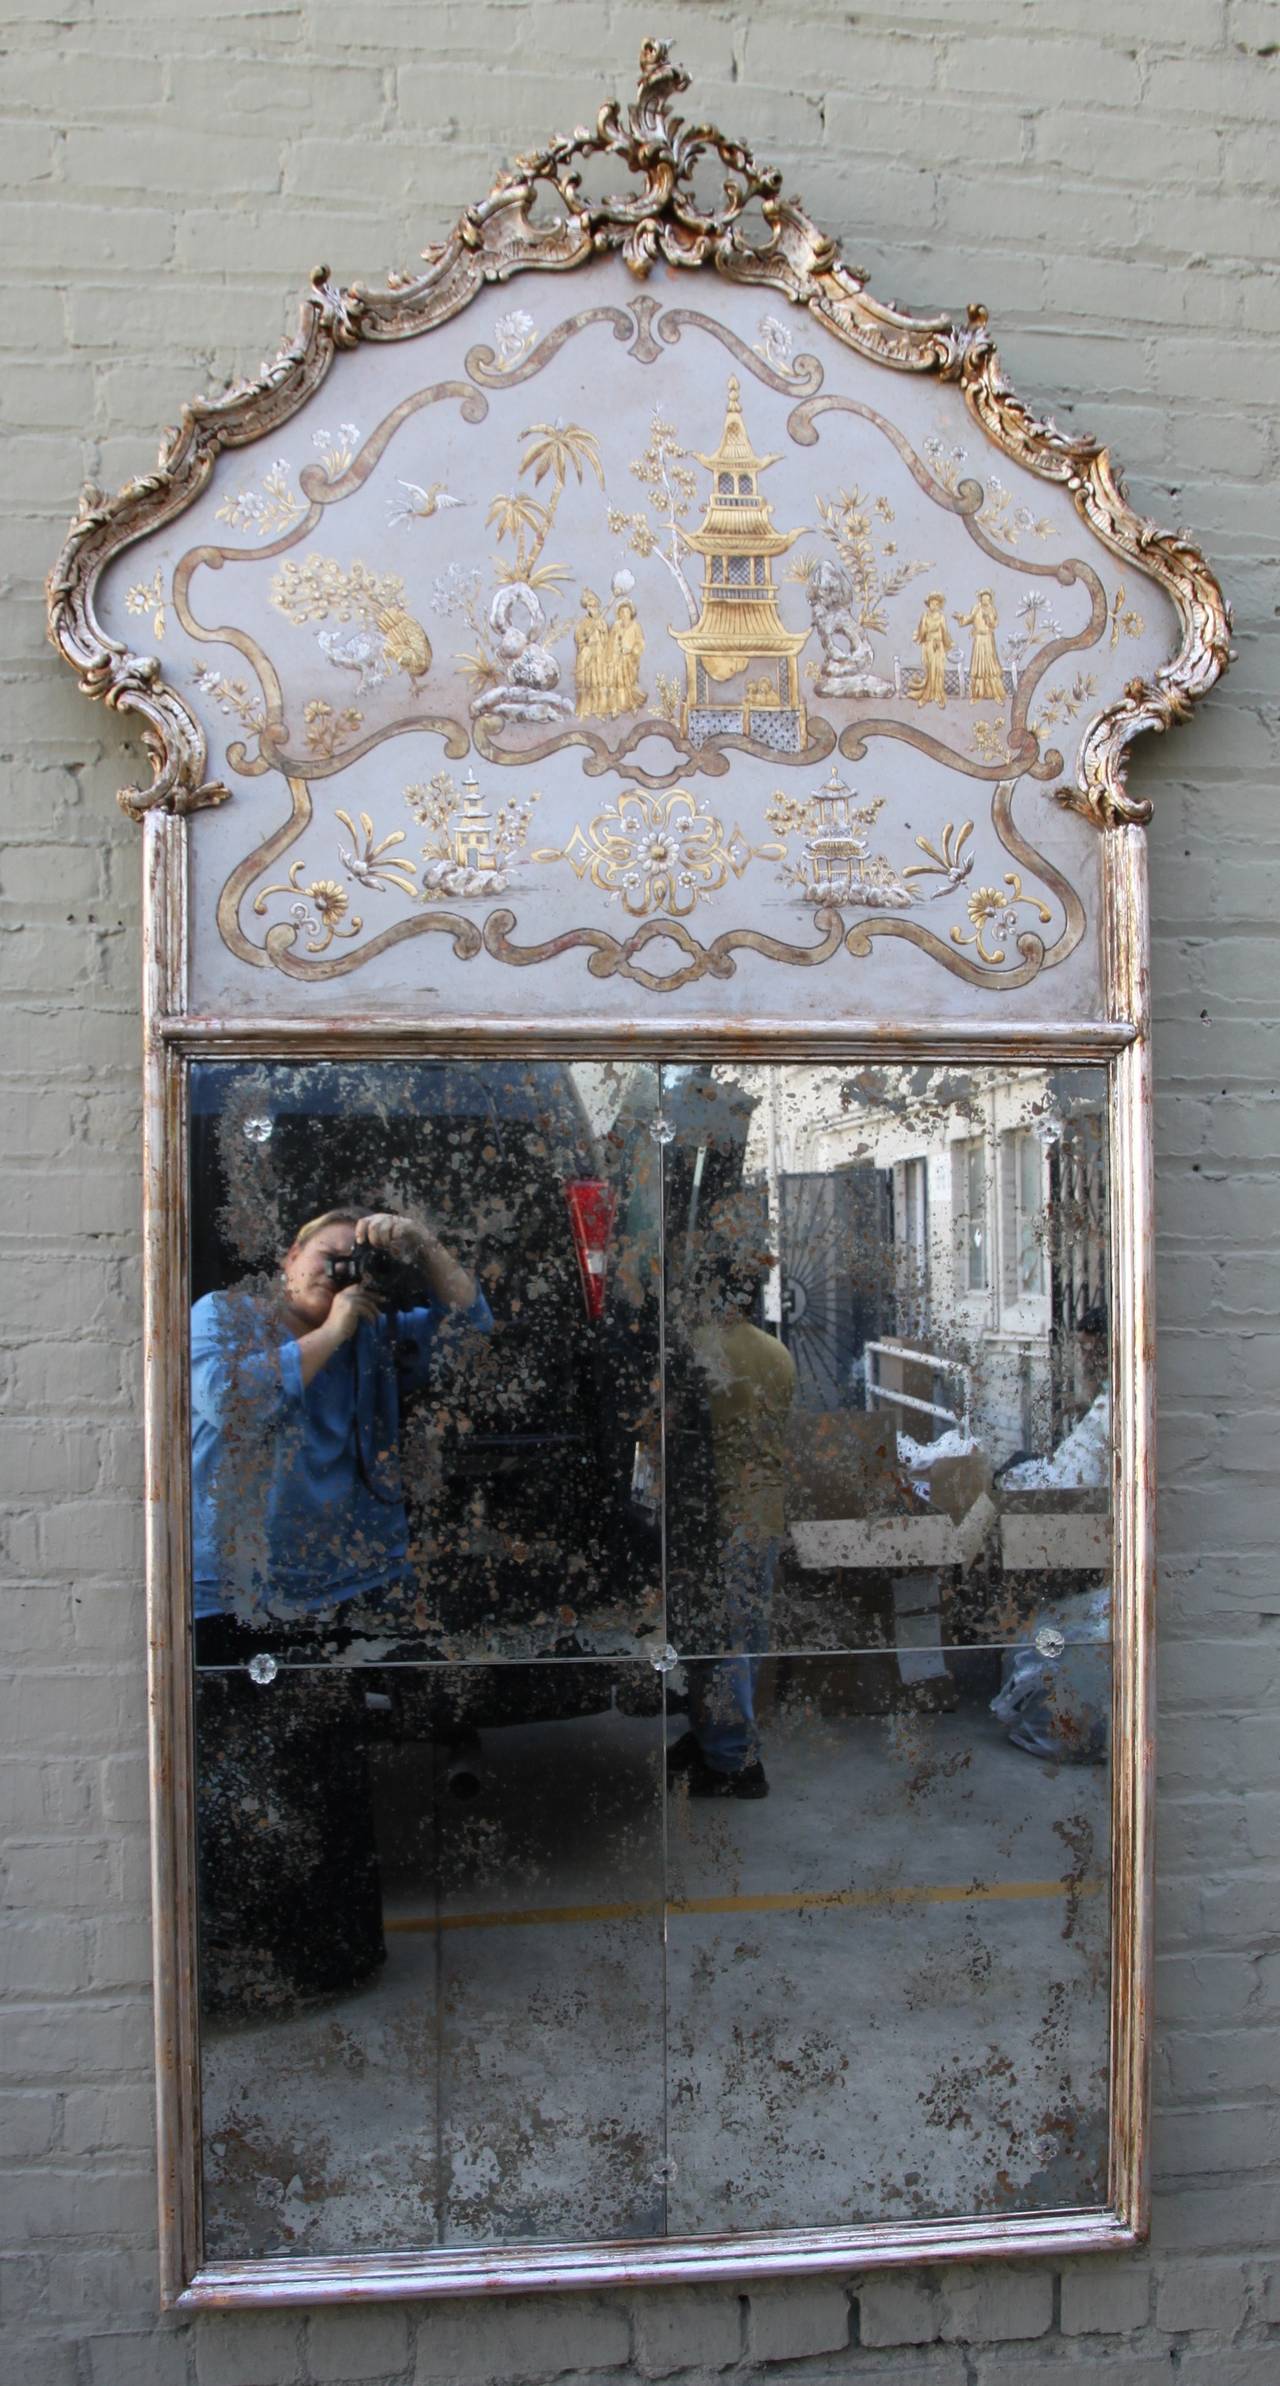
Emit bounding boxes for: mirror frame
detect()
[137,819,1153,2306]
[49,41,1226,2309]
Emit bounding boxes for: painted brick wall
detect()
[2,3,1276,2380]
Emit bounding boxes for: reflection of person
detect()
[667,1195,796,1801]
[192,1207,491,2014]
[954,590,1003,701]
[910,590,952,707]
[193,1206,489,1632]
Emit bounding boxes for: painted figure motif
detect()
[911,591,953,708]
[574,590,611,717]
[606,601,647,716]
[955,590,1004,702]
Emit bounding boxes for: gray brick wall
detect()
[2,2,1276,2379]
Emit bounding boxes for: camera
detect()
[324,1243,391,1292]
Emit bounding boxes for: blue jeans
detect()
[687,1529,782,1774]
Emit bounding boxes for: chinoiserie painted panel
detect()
[53,43,1225,1027]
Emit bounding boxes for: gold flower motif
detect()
[125,569,165,640]
[307,879,348,925]
[952,873,1051,966]
[254,861,362,954]
[302,697,363,757]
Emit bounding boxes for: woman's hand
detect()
[356,1212,477,1309]
[295,1280,382,1384]
[356,1212,420,1260]
[327,1282,384,1342]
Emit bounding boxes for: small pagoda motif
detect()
[407,767,538,901]
[672,379,809,753]
[451,770,499,874]
[789,768,914,909]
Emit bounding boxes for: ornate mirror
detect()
[47,44,1228,2307]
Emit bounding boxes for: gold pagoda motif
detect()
[672,379,809,753]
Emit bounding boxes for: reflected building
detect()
[727,1066,1109,1461]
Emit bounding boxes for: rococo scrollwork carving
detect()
[47,40,1228,830]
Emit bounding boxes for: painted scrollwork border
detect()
[46,37,1229,829]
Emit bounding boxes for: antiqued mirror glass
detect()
[189,1058,1112,2261]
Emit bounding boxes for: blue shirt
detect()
[191,1285,492,1622]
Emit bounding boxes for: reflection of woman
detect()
[910,591,953,707]
[193,1208,488,1628]
[606,601,646,716]
[192,1207,491,2013]
[954,589,1003,701]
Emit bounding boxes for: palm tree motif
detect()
[486,491,555,576]
[488,422,604,591]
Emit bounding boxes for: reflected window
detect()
[893,1153,930,1330]
[953,1135,989,1293]
[1002,1127,1047,1300]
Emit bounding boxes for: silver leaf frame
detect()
[46,40,1222,2310]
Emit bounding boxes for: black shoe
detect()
[666,1732,769,1800]
[665,1730,703,1777]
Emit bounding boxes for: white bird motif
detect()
[316,625,390,694]
[387,480,466,527]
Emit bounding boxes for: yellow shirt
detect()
[692,1318,797,1541]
